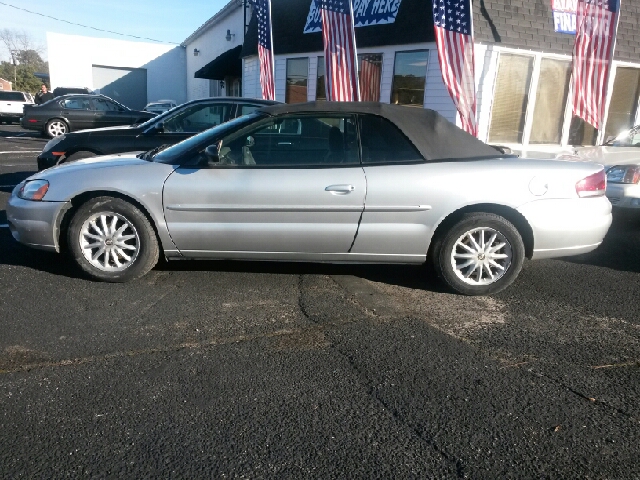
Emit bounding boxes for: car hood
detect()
[574,145,640,166]
[74,125,138,135]
[30,153,151,179]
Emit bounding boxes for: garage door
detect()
[92,65,147,110]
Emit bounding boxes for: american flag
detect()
[317,0,360,102]
[250,0,275,101]
[572,0,621,129]
[359,55,381,102]
[432,0,477,136]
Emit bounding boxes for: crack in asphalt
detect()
[527,367,639,423]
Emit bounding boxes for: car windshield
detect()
[153,112,265,164]
[605,127,640,147]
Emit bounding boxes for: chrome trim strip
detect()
[165,204,364,212]
[364,205,432,212]
[165,205,431,213]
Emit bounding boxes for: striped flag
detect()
[249,0,276,101]
[317,0,360,102]
[432,0,478,136]
[359,55,381,102]
[571,0,621,129]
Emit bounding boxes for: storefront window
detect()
[285,57,309,104]
[489,54,534,144]
[316,57,326,101]
[604,67,640,140]
[390,50,428,106]
[568,117,598,146]
[529,59,571,144]
[358,54,382,102]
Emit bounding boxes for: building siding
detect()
[473,0,640,62]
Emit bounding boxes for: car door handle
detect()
[325,184,355,195]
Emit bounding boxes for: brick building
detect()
[0,78,11,91]
[187,0,639,153]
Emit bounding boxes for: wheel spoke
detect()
[91,246,105,262]
[457,259,476,270]
[468,233,481,252]
[492,253,509,260]
[110,216,118,236]
[483,263,494,280]
[489,259,505,271]
[489,242,506,254]
[454,253,476,259]
[90,220,103,236]
[115,247,131,262]
[100,215,109,236]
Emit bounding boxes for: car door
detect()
[134,101,235,152]
[92,97,124,128]
[162,114,366,258]
[350,114,435,260]
[60,97,97,130]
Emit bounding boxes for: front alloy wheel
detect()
[68,197,159,282]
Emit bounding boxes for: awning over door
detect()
[194,45,242,80]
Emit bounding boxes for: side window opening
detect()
[358,114,423,164]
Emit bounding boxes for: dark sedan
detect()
[36,97,280,171]
[21,94,155,139]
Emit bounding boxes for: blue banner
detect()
[304,0,403,34]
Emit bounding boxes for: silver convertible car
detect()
[7,102,612,295]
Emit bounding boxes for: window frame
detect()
[390,49,429,107]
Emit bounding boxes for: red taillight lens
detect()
[28,119,38,123]
[576,169,606,198]
[622,165,640,184]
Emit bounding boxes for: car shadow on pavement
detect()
[561,211,640,274]
[0,171,32,193]
[159,260,447,293]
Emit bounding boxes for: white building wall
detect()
[243,57,259,100]
[46,32,187,105]
[423,48,457,123]
[475,44,499,144]
[274,57,287,103]
[185,7,245,101]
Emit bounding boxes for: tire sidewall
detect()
[68,197,158,282]
[435,213,525,296]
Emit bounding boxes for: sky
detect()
[0,0,231,61]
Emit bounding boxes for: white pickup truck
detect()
[0,90,34,124]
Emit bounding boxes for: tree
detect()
[0,29,48,94]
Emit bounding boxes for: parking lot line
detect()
[0,151,41,154]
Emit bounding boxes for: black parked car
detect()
[22,94,155,138]
[36,97,280,171]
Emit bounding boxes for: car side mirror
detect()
[153,121,165,134]
[204,144,220,166]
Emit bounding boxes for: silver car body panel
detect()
[573,145,640,209]
[11,155,181,255]
[7,153,612,264]
[163,166,367,256]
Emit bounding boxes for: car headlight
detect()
[18,180,49,201]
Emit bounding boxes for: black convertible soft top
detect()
[258,102,503,161]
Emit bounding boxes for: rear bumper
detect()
[20,118,44,131]
[518,196,612,260]
[6,193,69,252]
[606,183,640,209]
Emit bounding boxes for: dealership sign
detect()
[304,0,403,33]
[552,0,577,34]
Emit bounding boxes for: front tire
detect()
[433,213,525,296]
[67,197,159,282]
[45,118,68,138]
[64,150,97,163]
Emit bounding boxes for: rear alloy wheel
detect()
[68,197,159,282]
[433,213,525,296]
[45,119,68,138]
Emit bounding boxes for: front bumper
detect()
[6,192,69,252]
[606,183,640,209]
[517,196,612,260]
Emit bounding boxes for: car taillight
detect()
[576,169,606,198]
[622,165,640,184]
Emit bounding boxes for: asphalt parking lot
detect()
[0,124,639,478]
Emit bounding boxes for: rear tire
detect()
[45,119,68,138]
[432,212,525,296]
[67,197,159,282]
